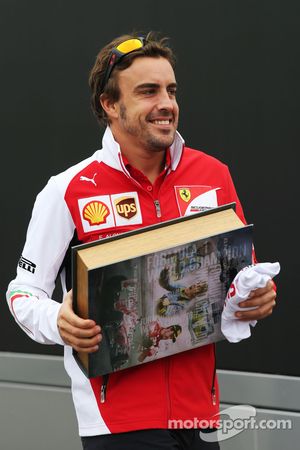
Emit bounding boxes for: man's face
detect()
[160,326,175,340]
[110,56,179,152]
[184,282,207,299]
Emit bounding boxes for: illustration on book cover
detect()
[88,226,252,374]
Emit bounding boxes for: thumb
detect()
[63,289,73,305]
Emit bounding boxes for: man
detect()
[7,32,276,449]
[137,322,182,362]
[157,266,208,316]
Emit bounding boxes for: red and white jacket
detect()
[7,127,246,436]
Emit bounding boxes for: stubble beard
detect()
[119,104,176,152]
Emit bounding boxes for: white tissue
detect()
[221,262,280,343]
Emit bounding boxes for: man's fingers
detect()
[235,279,277,320]
[247,280,275,299]
[239,288,276,309]
[68,334,102,349]
[60,309,97,329]
[60,328,102,352]
[59,291,97,329]
[58,289,101,352]
[59,321,101,338]
[65,335,101,349]
[236,300,276,320]
[236,293,277,320]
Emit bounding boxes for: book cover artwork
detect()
[88,226,252,375]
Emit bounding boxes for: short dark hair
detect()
[89,31,176,126]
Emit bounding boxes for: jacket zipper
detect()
[119,170,163,220]
[118,150,167,221]
[154,199,162,218]
[211,344,217,405]
[100,374,109,403]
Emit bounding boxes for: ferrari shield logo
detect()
[179,188,191,202]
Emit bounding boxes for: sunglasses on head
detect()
[101,37,146,93]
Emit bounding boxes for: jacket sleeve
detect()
[6,176,75,345]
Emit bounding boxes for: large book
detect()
[72,204,253,378]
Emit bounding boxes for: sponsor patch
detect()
[18,256,36,274]
[179,188,191,203]
[83,200,110,225]
[78,195,115,232]
[111,192,143,226]
[175,186,220,216]
[114,197,137,219]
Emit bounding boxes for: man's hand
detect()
[235,280,277,321]
[57,290,102,352]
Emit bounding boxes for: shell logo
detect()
[83,201,110,226]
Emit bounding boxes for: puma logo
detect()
[80,173,97,187]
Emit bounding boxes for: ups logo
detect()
[115,197,137,219]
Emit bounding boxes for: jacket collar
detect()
[100,126,185,174]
